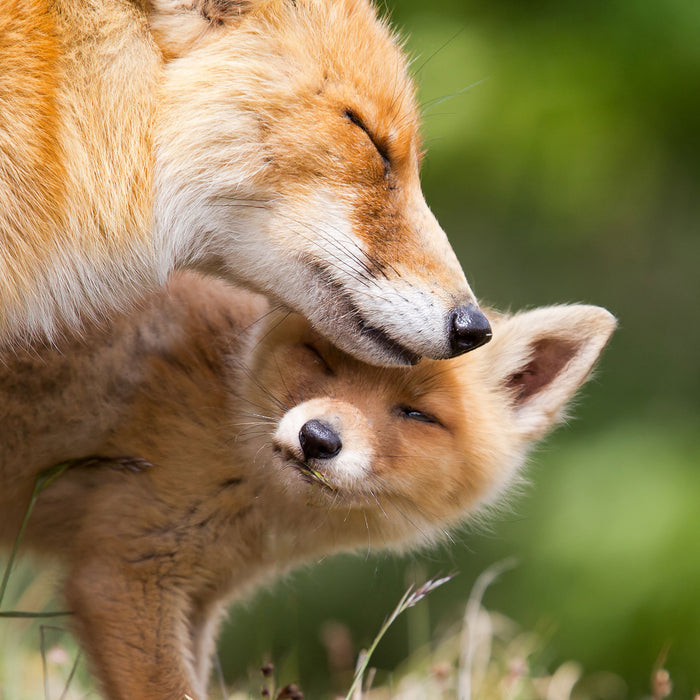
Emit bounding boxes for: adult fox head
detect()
[150,0,491,365]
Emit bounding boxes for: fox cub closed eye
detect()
[303,343,334,374]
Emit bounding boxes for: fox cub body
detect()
[0,273,615,699]
[0,0,490,363]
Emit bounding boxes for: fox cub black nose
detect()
[299,420,342,460]
[449,304,492,355]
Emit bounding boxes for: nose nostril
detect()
[299,419,342,460]
[449,304,492,356]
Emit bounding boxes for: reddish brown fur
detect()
[0,274,614,698]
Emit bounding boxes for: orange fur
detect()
[0,273,615,699]
[0,0,64,301]
[0,0,486,365]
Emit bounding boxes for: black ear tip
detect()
[449,304,492,356]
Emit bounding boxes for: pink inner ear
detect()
[506,338,578,403]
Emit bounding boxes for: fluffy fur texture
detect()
[0,273,615,699]
[0,0,484,364]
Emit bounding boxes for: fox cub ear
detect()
[487,305,616,441]
[149,0,258,58]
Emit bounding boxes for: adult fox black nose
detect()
[449,304,492,356]
[299,420,342,460]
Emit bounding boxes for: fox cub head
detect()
[243,302,615,548]
[150,0,490,365]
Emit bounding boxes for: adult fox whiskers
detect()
[0,274,615,699]
[0,0,489,363]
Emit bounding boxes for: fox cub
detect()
[0,0,489,363]
[0,273,615,699]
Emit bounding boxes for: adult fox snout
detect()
[272,268,492,366]
[269,196,492,366]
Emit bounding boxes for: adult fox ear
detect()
[487,305,616,442]
[149,0,257,58]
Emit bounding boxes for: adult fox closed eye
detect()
[0,0,491,363]
[0,273,615,699]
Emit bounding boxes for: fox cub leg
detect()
[66,558,201,700]
[54,457,242,700]
[58,469,225,700]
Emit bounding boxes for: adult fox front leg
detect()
[0,0,490,364]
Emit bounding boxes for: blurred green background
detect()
[219,0,700,696]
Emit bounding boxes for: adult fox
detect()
[0,0,491,363]
[0,273,615,699]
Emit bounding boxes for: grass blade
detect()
[344,574,454,700]
[458,558,517,700]
[0,461,73,610]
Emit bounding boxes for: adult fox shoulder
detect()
[0,272,615,699]
[0,0,490,363]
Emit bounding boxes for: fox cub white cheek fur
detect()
[0,274,615,699]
